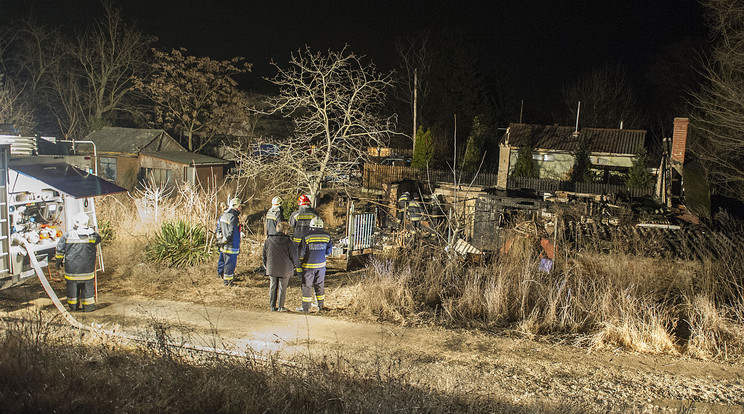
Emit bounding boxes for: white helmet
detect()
[271,196,282,206]
[228,197,242,209]
[310,216,324,228]
[74,212,89,228]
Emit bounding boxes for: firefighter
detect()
[56,212,101,312]
[408,194,424,232]
[265,196,285,236]
[263,221,299,312]
[288,194,318,246]
[296,216,333,313]
[215,197,243,286]
[396,191,411,227]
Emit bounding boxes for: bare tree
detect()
[562,64,644,129]
[248,46,395,204]
[690,0,744,201]
[138,48,251,152]
[61,2,154,136]
[394,32,431,142]
[0,73,37,134]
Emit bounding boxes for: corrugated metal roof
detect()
[140,151,228,166]
[502,123,646,155]
[9,162,127,198]
[85,127,181,154]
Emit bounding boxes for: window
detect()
[532,154,555,162]
[100,157,117,180]
[139,167,172,186]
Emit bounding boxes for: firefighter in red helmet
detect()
[289,194,318,248]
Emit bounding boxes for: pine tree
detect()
[513,145,538,178]
[412,126,434,168]
[461,115,489,173]
[625,148,651,188]
[571,137,593,182]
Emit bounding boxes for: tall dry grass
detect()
[347,221,744,359]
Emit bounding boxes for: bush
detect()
[97,219,115,246]
[146,221,214,268]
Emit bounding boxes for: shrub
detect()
[146,220,214,268]
[97,219,115,246]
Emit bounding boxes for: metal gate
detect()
[346,201,376,268]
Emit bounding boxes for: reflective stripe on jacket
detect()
[299,228,332,269]
[216,208,241,254]
[56,227,101,280]
[265,206,284,235]
[409,200,423,221]
[289,206,318,244]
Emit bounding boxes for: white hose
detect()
[23,241,258,359]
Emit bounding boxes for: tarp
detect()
[9,162,127,198]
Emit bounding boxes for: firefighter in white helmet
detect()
[215,197,243,286]
[296,216,332,313]
[56,212,101,312]
[265,196,285,236]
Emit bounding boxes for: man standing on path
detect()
[289,194,317,247]
[56,212,101,312]
[263,221,299,312]
[296,217,333,313]
[216,197,243,286]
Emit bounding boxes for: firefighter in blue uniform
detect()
[296,217,333,313]
[56,212,101,312]
[408,194,424,232]
[264,196,285,236]
[216,197,243,286]
[289,194,317,246]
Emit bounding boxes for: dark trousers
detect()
[66,279,95,311]
[269,275,290,310]
[217,252,238,282]
[300,268,326,311]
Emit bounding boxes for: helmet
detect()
[74,212,89,228]
[228,198,242,209]
[310,216,324,228]
[297,195,311,206]
[271,196,282,206]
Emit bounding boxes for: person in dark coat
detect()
[263,221,299,312]
[56,212,101,312]
[296,217,333,313]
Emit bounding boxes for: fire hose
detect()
[23,241,259,359]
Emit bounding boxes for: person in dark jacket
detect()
[263,221,299,312]
[56,212,101,312]
[265,196,285,236]
[289,194,318,246]
[408,194,424,232]
[296,217,333,313]
[215,197,243,286]
[396,191,411,226]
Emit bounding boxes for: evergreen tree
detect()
[513,145,538,178]
[571,137,593,183]
[625,148,652,188]
[461,115,489,173]
[412,126,434,168]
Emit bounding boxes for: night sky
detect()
[4,0,708,124]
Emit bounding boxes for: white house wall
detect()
[508,149,635,180]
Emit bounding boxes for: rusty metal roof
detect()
[502,123,646,155]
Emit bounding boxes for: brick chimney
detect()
[671,117,689,165]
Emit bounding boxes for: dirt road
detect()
[2,286,743,413]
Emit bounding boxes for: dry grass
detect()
[97,186,744,360]
[0,313,589,414]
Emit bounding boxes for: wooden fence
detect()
[507,176,654,198]
[362,163,499,190]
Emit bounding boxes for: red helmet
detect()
[297,194,311,206]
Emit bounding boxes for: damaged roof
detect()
[140,151,228,166]
[85,127,185,154]
[502,123,646,155]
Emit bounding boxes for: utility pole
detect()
[412,68,418,151]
